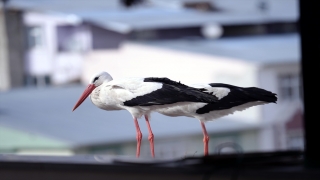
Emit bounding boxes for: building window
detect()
[278,73,301,101]
[57,25,90,53]
[27,26,43,49]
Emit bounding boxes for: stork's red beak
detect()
[72,84,96,111]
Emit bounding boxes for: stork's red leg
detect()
[145,115,155,158]
[201,122,209,156]
[134,118,142,158]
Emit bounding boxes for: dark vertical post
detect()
[0,0,26,90]
[299,0,320,168]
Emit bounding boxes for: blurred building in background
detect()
[0,0,303,157]
[2,0,298,87]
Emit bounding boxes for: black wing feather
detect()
[123,78,218,107]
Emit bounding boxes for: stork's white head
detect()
[89,71,113,87]
[73,71,113,111]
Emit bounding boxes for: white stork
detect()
[72,71,218,158]
[155,83,277,156]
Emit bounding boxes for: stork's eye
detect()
[93,77,99,82]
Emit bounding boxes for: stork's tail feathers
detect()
[245,87,277,104]
[207,83,277,104]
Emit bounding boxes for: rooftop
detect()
[7,0,298,31]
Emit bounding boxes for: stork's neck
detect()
[90,84,123,111]
[90,85,104,108]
